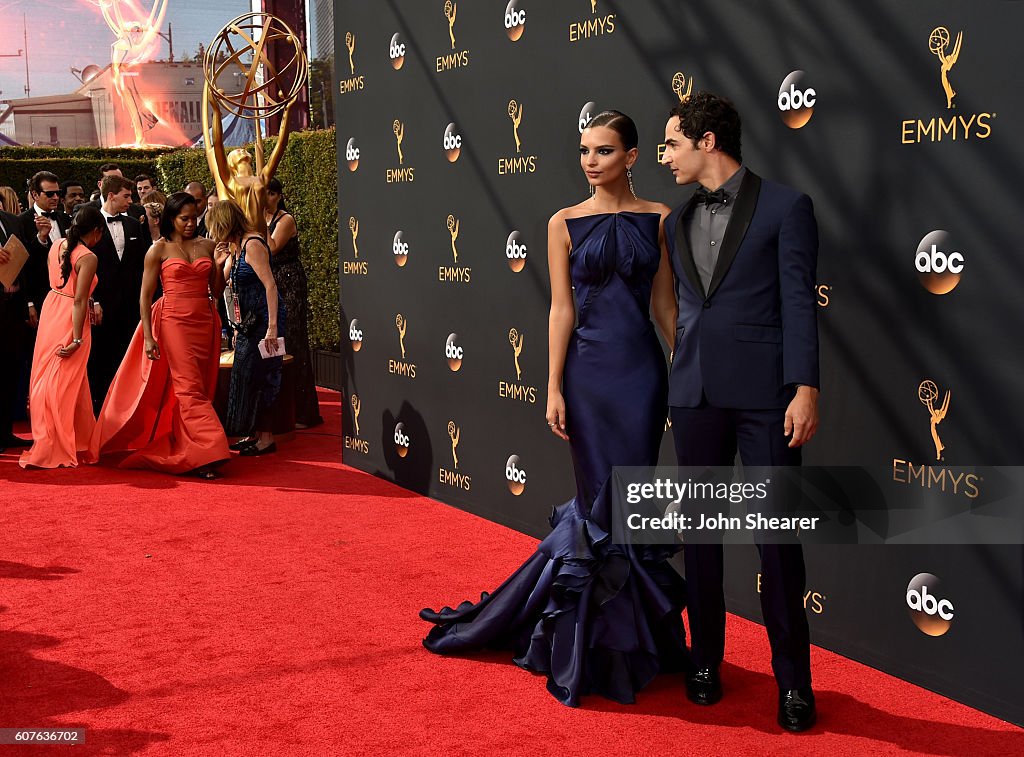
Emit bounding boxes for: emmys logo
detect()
[758,573,826,615]
[906,573,954,636]
[344,394,369,454]
[389,32,407,70]
[777,70,816,129]
[388,314,417,378]
[816,284,831,308]
[343,217,367,276]
[443,122,463,162]
[439,420,472,490]
[386,120,415,184]
[570,0,616,42]
[499,327,537,404]
[445,333,464,372]
[439,214,471,284]
[505,454,527,495]
[437,1,470,71]
[339,32,365,94]
[505,1,526,41]
[658,73,695,162]
[498,100,537,175]
[578,101,599,133]
[506,230,527,272]
[392,230,409,267]
[348,318,363,352]
[901,26,994,144]
[918,379,950,462]
[345,138,360,172]
[915,230,964,295]
[394,422,410,457]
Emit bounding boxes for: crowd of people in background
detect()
[0,162,322,475]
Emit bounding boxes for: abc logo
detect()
[389,32,406,70]
[906,573,954,636]
[345,138,360,172]
[348,319,363,351]
[504,1,526,41]
[505,454,527,495]
[578,101,598,134]
[777,70,816,129]
[915,230,964,295]
[392,231,409,267]
[393,422,410,457]
[443,122,462,163]
[445,333,464,372]
[506,230,527,273]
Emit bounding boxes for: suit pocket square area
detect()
[734,324,782,343]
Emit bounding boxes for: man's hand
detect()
[0,248,10,265]
[34,215,52,243]
[27,304,38,328]
[92,302,103,326]
[784,385,819,448]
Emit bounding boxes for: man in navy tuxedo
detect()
[87,174,148,413]
[661,91,820,732]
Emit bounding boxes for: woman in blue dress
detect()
[421,111,687,706]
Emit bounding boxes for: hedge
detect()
[155,128,340,351]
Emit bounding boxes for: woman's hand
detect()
[264,325,279,355]
[145,337,161,361]
[214,242,231,267]
[56,341,81,359]
[546,390,569,441]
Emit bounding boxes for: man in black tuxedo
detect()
[661,92,820,732]
[76,164,152,248]
[185,181,209,238]
[18,171,72,323]
[87,174,148,413]
[0,207,33,452]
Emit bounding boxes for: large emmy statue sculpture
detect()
[201,13,308,236]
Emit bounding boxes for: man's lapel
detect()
[673,196,704,298]
[707,170,761,298]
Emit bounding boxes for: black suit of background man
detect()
[87,212,148,413]
[0,209,32,450]
[17,207,72,316]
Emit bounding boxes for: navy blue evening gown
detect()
[420,212,687,707]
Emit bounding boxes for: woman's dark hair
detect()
[668,91,742,163]
[60,205,104,288]
[160,191,198,239]
[585,110,639,151]
[267,178,288,212]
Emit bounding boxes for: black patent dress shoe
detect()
[229,437,258,451]
[685,667,723,706]
[778,687,817,732]
[1,434,31,448]
[239,441,276,457]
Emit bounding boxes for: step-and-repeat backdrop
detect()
[333,0,1023,724]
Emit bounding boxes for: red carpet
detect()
[1,390,1021,755]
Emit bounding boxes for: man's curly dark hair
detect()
[669,91,742,163]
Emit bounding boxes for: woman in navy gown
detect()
[421,111,686,706]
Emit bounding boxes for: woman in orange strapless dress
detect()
[91,192,231,478]
[20,206,105,469]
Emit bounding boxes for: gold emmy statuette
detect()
[672,72,692,102]
[346,31,356,75]
[396,314,407,359]
[929,26,962,109]
[509,328,523,381]
[202,12,309,236]
[448,420,460,468]
[444,1,457,50]
[508,99,523,153]
[919,379,951,461]
[351,394,361,435]
[349,216,359,257]
[591,0,598,13]
[447,214,459,263]
[99,0,168,147]
[393,119,405,165]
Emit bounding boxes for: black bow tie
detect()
[41,211,55,219]
[107,214,126,224]
[694,187,729,207]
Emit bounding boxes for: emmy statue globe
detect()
[201,12,309,236]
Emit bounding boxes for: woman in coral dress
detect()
[91,192,231,478]
[20,206,105,469]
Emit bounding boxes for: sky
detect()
[0,0,267,100]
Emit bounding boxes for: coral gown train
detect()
[91,257,230,473]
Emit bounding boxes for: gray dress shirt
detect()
[683,166,747,294]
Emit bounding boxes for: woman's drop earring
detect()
[627,167,637,199]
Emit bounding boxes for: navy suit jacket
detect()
[666,170,819,409]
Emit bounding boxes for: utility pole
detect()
[23,13,31,97]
